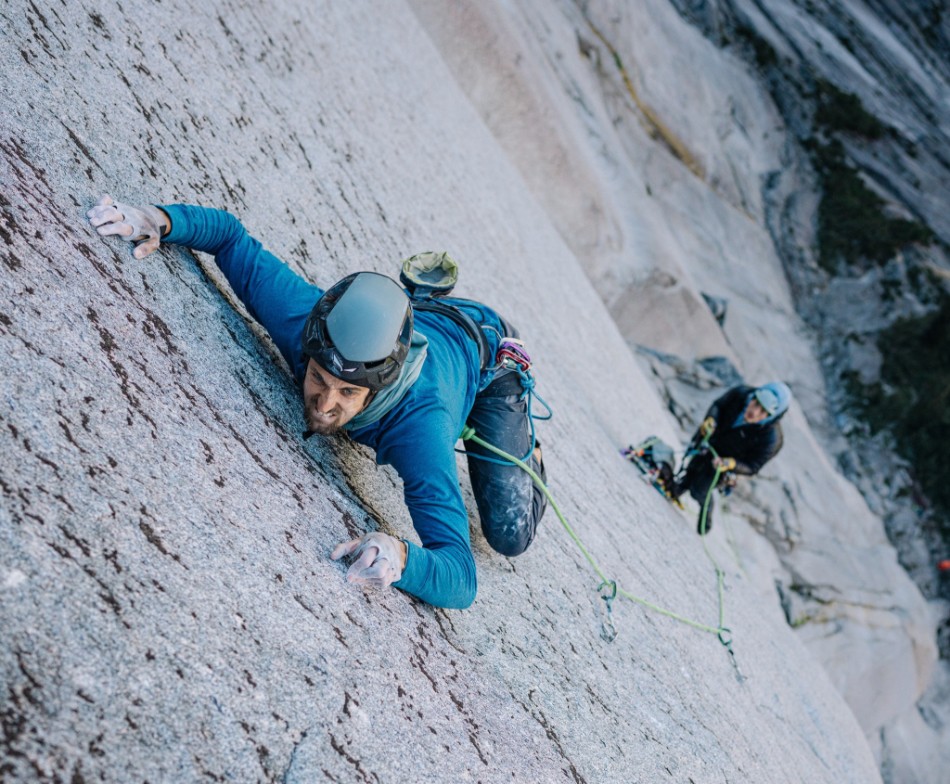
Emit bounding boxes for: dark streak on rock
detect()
[47,538,74,561]
[14,651,42,706]
[58,418,85,453]
[138,518,187,568]
[0,194,22,271]
[141,309,182,359]
[185,381,285,484]
[76,690,95,704]
[410,645,438,694]
[293,594,319,619]
[36,454,62,478]
[328,733,379,784]
[284,530,301,553]
[86,307,158,434]
[332,626,348,649]
[87,11,109,38]
[59,525,91,557]
[340,510,360,538]
[103,548,122,574]
[81,564,123,617]
[62,124,103,173]
[525,702,587,784]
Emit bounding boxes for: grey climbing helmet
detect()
[302,272,413,390]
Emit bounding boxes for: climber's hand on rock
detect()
[87,194,169,259]
[331,531,406,588]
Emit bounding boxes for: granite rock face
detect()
[406,0,948,781]
[0,1,919,782]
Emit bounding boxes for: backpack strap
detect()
[411,297,492,371]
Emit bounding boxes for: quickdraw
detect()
[598,580,618,643]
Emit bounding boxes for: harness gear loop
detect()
[495,337,532,373]
[458,343,551,467]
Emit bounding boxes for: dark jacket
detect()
[703,385,783,475]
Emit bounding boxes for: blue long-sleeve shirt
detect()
[163,204,497,609]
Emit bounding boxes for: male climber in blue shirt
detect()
[86,195,547,609]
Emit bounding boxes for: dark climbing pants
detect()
[464,370,547,556]
[676,456,718,535]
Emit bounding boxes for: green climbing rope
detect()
[698,460,728,639]
[460,426,735,646]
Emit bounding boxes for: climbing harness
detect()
[460,425,745,680]
[459,339,552,467]
[674,429,713,484]
[674,429,737,499]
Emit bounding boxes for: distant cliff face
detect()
[661,0,950,708]
[663,0,950,596]
[407,0,949,781]
[0,0,933,782]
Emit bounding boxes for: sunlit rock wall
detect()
[0,1,888,782]
[406,0,948,781]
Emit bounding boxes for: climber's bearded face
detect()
[302,360,371,435]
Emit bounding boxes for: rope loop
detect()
[598,579,618,602]
[516,368,535,399]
